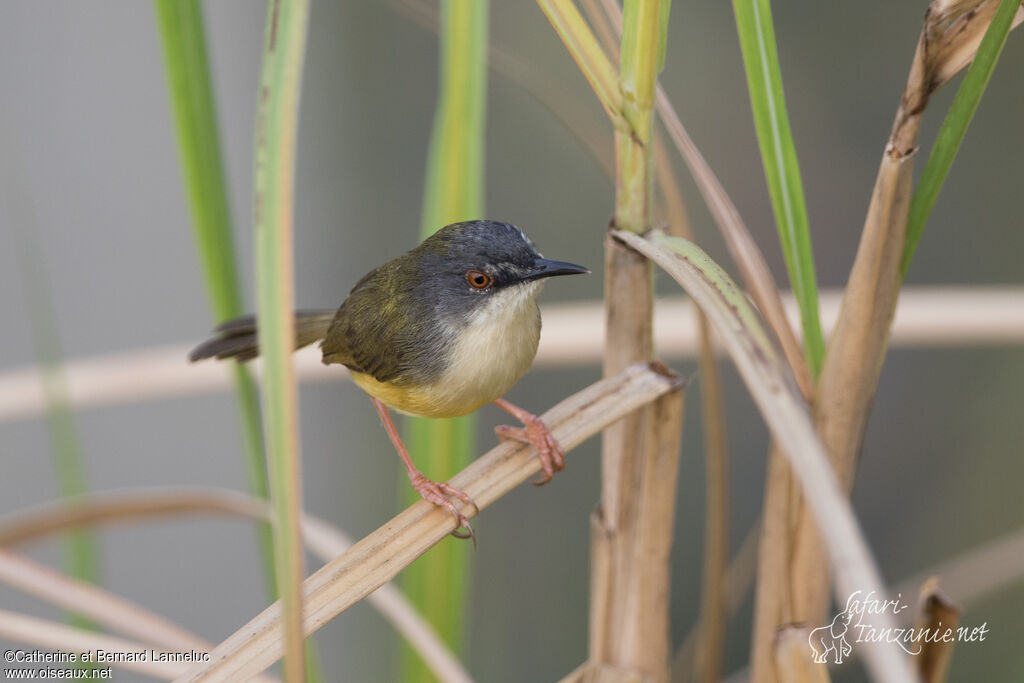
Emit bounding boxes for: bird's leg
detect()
[370,398,478,546]
[492,397,565,486]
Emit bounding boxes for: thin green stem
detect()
[253,0,311,680]
[902,0,1022,278]
[732,0,824,376]
[8,213,98,634]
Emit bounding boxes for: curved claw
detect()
[410,474,479,549]
[494,413,566,486]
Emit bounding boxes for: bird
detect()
[190,220,589,543]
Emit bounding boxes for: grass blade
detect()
[4,144,99,632]
[901,0,1023,277]
[252,0,311,679]
[732,0,824,376]
[402,1,488,680]
[152,0,278,602]
[535,0,624,124]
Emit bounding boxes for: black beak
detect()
[526,258,590,281]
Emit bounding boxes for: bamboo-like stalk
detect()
[750,5,1022,680]
[176,364,682,682]
[585,2,684,681]
[615,229,917,683]
[152,0,278,606]
[402,2,488,679]
[252,0,311,680]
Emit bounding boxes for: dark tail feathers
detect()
[189,310,335,363]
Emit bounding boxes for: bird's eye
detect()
[465,270,493,289]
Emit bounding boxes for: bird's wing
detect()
[321,268,409,384]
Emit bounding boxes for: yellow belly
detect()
[351,284,543,418]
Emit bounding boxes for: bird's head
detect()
[412,220,589,324]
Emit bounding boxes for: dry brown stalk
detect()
[914,579,960,683]
[615,229,916,683]
[652,87,813,401]
[654,129,730,683]
[773,626,832,683]
[589,369,686,682]
[750,4,1021,681]
[579,1,685,681]
[174,363,682,682]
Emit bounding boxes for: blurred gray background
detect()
[0,1,1021,681]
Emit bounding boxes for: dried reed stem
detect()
[616,229,917,683]
[174,364,682,682]
[0,549,208,651]
[0,489,471,683]
[750,5,1019,680]
[773,626,831,683]
[0,609,198,680]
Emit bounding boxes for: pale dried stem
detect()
[654,125,730,683]
[600,0,812,400]
[615,230,916,683]
[174,364,682,681]
[0,549,209,651]
[0,489,471,683]
[773,626,832,683]
[589,244,682,683]
[653,87,813,400]
[894,525,1024,618]
[0,609,195,679]
[750,5,1021,681]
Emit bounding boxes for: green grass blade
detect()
[732,0,824,376]
[402,1,488,681]
[155,3,323,679]
[252,0,312,679]
[901,0,1022,278]
[9,210,98,633]
[152,0,277,597]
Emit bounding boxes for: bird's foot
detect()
[409,472,479,548]
[494,410,565,486]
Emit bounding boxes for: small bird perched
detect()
[190,220,589,542]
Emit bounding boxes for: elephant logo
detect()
[808,609,854,664]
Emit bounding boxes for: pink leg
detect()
[493,397,565,486]
[371,398,478,546]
